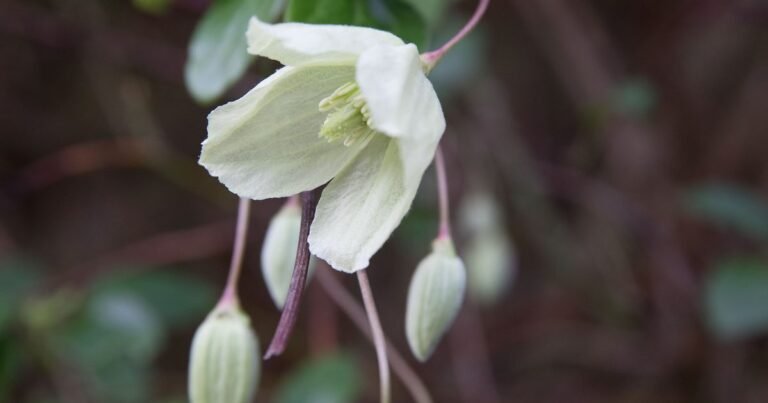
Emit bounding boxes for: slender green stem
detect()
[219,197,251,307]
[357,270,391,403]
[435,147,452,239]
[317,268,433,403]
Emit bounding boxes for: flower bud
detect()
[405,237,466,361]
[459,191,516,305]
[261,200,316,309]
[188,303,260,403]
[465,231,516,305]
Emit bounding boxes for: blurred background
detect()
[2,0,768,402]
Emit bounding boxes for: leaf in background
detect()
[0,335,23,402]
[133,0,172,15]
[0,257,42,332]
[93,269,217,328]
[615,78,656,119]
[185,0,282,104]
[275,353,362,403]
[286,0,427,48]
[685,184,768,241]
[285,0,365,24]
[374,0,428,48]
[705,257,768,340]
[400,0,453,27]
[54,292,164,403]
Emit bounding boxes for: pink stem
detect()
[422,0,490,66]
[435,147,452,239]
[219,197,252,308]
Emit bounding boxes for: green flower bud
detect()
[459,191,516,305]
[405,237,466,361]
[465,231,516,305]
[188,304,260,403]
[261,200,316,309]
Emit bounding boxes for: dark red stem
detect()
[264,189,319,359]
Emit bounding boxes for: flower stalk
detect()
[357,269,391,403]
[264,189,319,359]
[435,147,452,239]
[219,197,252,307]
[422,0,490,70]
[316,267,433,403]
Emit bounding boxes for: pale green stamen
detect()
[319,82,376,146]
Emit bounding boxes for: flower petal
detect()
[200,64,369,199]
[247,17,404,66]
[356,44,446,142]
[309,134,436,272]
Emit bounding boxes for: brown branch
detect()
[45,219,235,291]
[264,189,319,359]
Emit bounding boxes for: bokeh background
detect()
[2,0,768,402]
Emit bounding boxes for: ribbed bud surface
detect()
[188,304,260,403]
[405,237,466,361]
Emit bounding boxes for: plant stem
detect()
[317,267,433,403]
[264,189,318,358]
[356,270,391,403]
[219,197,251,307]
[435,147,452,239]
[422,0,490,68]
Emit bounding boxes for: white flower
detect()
[199,17,446,273]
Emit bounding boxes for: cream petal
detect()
[247,17,404,66]
[200,64,369,199]
[308,134,435,273]
[356,44,445,143]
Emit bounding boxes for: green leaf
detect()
[275,353,362,403]
[286,0,367,24]
[53,292,164,403]
[705,257,768,340]
[614,78,656,119]
[0,335,24,402]
[185,0,283,104]
[0,257,42,332]
[374,0,428,48]
[400,0,452,26]
[286,0,427,47]
[93,269,217,328]
[685,184,768,241]
[133,0,172,15]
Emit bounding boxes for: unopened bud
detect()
[188,303,260,403]
[459,191,516,305]
[261,200,316,309]
[465,231,515,305]
[405,237,466,361]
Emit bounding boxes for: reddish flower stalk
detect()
[264,189,319,359]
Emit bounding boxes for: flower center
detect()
[318,82,376,146]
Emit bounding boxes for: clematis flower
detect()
[199,17,446,273]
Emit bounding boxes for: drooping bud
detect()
[405,237,466,361]
[459,191,516,305]
[188,303,260,403]
[261,199,316,309]
[464,231,515,305]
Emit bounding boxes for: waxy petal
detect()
[356,44,446,142]
[200,64,368,199]
[247,17,404,66]
[309,135,434,272]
